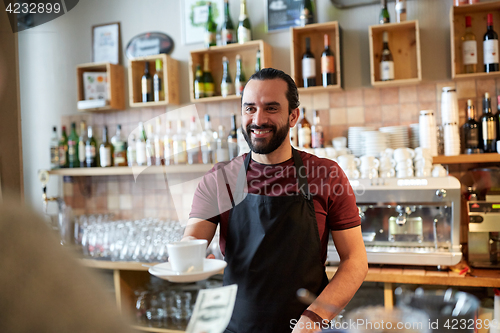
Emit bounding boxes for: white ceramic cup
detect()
[394,148,415,162]
[432,164,448,177]
[325,147,337,159]
[380,168,396,178]
[167,239,208,273]
[338,154,360,169]
[333,137,347,150]
[361,168,379,179]
[344,168,360,180]
[396,159,413,169]
[414,158,433,169]
[360,155,380,170]
[314,148,327,158]
[415,167,432,178]
[379,156,396,169]
[397,168,414,178]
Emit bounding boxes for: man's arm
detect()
[182,217,218,243]
[306,226,367,320]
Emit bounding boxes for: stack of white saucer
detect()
[440,87,460,156]
[409,124,420,149]
[362,131,388,157]
[348,126,376,156]
[379,126,409,149]
[419,110,438,156]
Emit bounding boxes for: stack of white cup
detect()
[360,155,380,179]
[440,87,461,156]
[379,149,396,178]
[332,137,350,156]
[337,154,360,180]
[394,148,415,178]
[419,110,438,156]
[413,147,433,177]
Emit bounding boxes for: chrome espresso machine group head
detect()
[328,176,462,267]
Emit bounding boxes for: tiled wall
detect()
[61,78,499,219]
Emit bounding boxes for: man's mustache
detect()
[246,125,276,131]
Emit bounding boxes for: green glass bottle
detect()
[85,126,98,167]
[203,54,215,97]
[235,54,246,97]
[205,2,217,48]
[68,122,79,168]
[255,49,261,73]
[58,125,69,168]
[379,0,390,24]
[237,0,251,44]
[221,0,235,45]
[221,56,234,97]
[194,64,204,99]
[300,0,315,26]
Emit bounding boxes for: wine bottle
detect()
[484,13,499,73]
[164,121,174,166]
[200,114,216,164]
[194,64,205,99]
[228,113,239,160]
[85,126,98,167]
[99,126,113,167]
[462,16,477,74]
[127,135,136,167]
[154,118,164,166]
[221,56,234,97]
[255,49,261,73]
[142,61,153,102]
[111,124,127,166]
[78,121,87,168]
[297,108,312,148]
[153,59,164,102]
[235,54,246,97]
[68,122,79,168]
[380,31,394,81]
[379,0,390,24]
[136,122,147,166]
[497,96,500,141]
[145,124,156,166]
[221,0,235,45]
[481,92,498,152]
[321,34,336,86]
[58,126,68,168]
[173,120,187,165]
[205,2,217,48]
[237,0,252,44]
[203,54,215,97]
[302,37,316,88]
[186,116,201,165]
[299,0,315,26]
[50,127,59,169]
[311,110,324,148]
[462,99,482,154]
[395,0,406,23]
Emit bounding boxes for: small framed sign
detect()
[92,22,121,64]
[266,0,302,32]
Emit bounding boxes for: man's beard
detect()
[242,120,290,155]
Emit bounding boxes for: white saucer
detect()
[148,259,227,283]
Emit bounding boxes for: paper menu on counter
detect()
[186,284,237,333]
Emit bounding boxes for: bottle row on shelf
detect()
[50,114,248,170]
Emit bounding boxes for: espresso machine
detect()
[467,200,500,268]
[328,176,462,267]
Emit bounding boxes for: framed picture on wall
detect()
[182,0,224,45]
[266,0,303,32]
[92,22,121,64]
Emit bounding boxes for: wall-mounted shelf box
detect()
[76,62,125,112]
[451,1,500,80]
[290,21,342,93]
[369,20,422,87]
[189,40,272,104]
[128,54,180,107]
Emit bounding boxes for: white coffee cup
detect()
[396,159,413,169]
[380,168,395,178]
[397,168,414,178]
[414,158,433,169]
[379,156,396,169]
[325,147,337,159]
[432,164,448,177]
[333,137,347,150]
[360,155,380,170]
[338,154,360,169]
[361,168,379,179]
[415,167,432,178]
[167,239,208,273]
[394,148,415,162]
[314,148,327,158]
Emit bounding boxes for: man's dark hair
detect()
[243,68,300,114]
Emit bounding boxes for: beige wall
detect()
[0,2,23,200]
[17,0,459,213]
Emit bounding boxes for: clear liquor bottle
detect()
[200,114,216,164]
[186,116,201,165]
[173,120,187,165]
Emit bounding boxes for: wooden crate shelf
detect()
[290,21,342,91]
[76,62,125,112]
[189,40,272,103]
[48,164,213,176]
[433,153,500,165]
[369,20,422,87]
[129,54,180,107]
[451,1,500,79]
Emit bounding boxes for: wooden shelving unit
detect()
[433,153,500,164]
[369,20,422,87]
[48,164,214,176]
[189,40,272,103]
[291,21,342,92]
[129,54,180,107]
[76,62,125,112]
[451,1,500,79]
